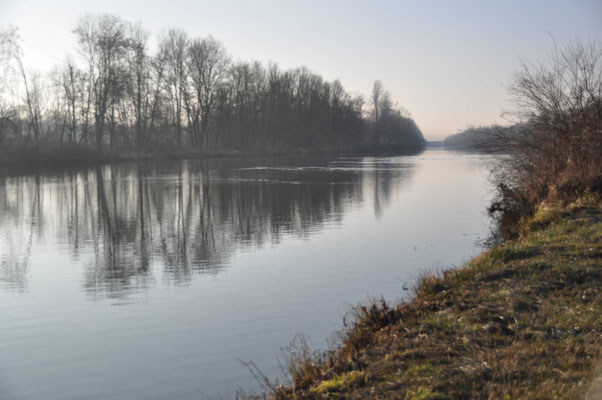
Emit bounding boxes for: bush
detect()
[487,40,602,238]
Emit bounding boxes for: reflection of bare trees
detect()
[0,157,414,297]
[0,174,38,291]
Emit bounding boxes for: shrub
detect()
[486,40,602,238]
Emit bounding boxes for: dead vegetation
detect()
[263,199,602,399]
[485,40,602,239]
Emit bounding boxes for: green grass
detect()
[271,200,602,399]
[312,371,367,395]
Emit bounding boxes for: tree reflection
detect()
[0,156,414,298]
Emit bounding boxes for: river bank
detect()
[272,197,602,399]
[0,142,426,170]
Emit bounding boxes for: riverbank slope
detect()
[276,198,602,399]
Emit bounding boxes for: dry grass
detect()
[269,200,602,399]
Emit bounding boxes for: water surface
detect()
[0,149,492,399]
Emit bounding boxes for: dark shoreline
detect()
[0,143,427,174]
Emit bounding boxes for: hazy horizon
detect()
[1,0,601,140]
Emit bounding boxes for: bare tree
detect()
[74,14,130,150]
[2,27,43,143]
[147,48,167,144]
[159,29,188,149]
[127,23,151,150]
[487,40,602,237]
[371,80,383,124]
[53,58,82,143]
[0,27,14,115]
[187,36,229,149]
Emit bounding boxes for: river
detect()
[0,148,493,399]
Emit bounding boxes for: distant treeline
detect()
[442,124,521,152]
[0,15,424,161]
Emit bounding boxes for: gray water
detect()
[0,148,493,399]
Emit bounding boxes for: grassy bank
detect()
[273,198,602,399]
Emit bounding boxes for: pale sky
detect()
[1,0,600,140]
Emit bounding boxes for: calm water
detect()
[0,149,492,399]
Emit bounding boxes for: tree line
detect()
[443,125,506,152]
[442,124,525,152]
[0,14,424,160]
